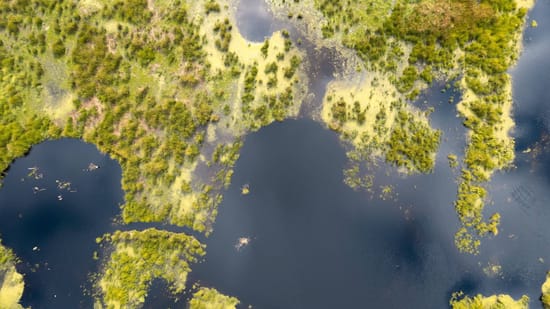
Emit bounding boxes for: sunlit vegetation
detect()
[96,229,205,308]
[271,0,533,253]
[0,241,24,309]
[450,292,529,309]
[543,271,550,308]
[323,79,441,176]
[448,154,459,168]
[0,0,62,182]
[386,110,441,173]
[451,273,550,308]
[189,287,239,309]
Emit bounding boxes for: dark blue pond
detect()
[0,139,123,308]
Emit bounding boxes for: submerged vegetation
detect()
[270,0,534,253]
[189,287,239,309]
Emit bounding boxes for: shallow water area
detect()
[235,0,276,42]
[0,139,123,308]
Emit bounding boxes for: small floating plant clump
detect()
[188,287,239,309]
[241,184,250,195]
[234,236,252,251]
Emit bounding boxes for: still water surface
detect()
[0,139,123,308]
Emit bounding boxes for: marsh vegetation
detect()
[271,0,534,254]
[0,239,23,309]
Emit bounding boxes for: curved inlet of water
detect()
[235,0,276,42]
[0,139,123,308]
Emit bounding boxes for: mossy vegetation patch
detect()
[0,241,24,309]
[450,293,529,309]
[542,271,550,308]
[322,72,441,176]
[95,229,205,308]
[189,287,239,309]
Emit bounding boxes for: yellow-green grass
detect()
[96,229,205,308]
[0,242,24,309]
[189,287,239,309]
[450,293,529,309]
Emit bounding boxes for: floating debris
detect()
[56,179,72,190]
[32,186,46,194]
[483,262,503,278]
[235,237,251,251]
[86,162,100,171]
[241,184,250,195]
[56,180,76,193]
[27,167,44,180]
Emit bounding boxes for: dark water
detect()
[0,139,123,308]
[236,0,275,42]
[0,1,549,308]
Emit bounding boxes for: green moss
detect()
[96,229,205,308]
[448,154,459,168]
[189,287,239,309]
[450,292,529,309]
[542,272,550,308]
[386,110,441,173]
[0,240,24,309]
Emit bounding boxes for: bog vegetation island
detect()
[0,0,548,307]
